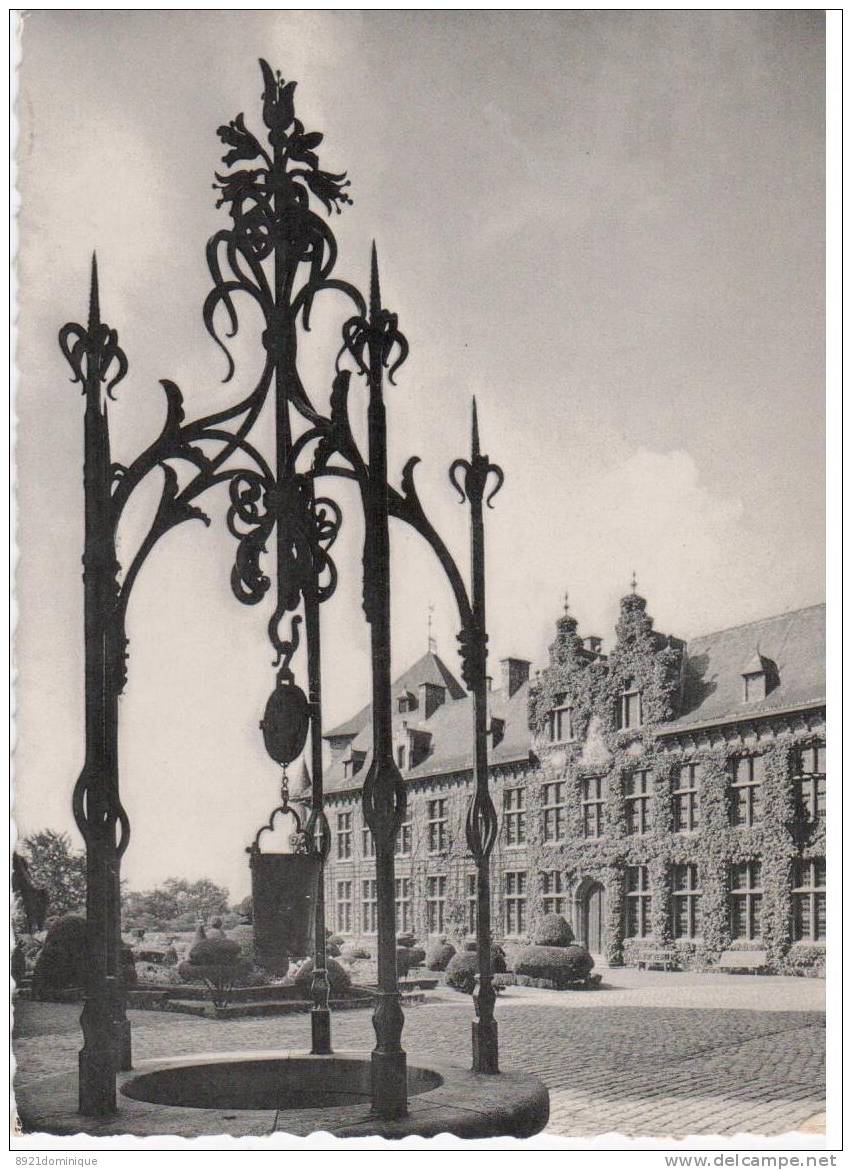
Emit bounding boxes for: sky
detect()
[13,11,825,900]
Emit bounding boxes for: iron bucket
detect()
[249,850,321,974]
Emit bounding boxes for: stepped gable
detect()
[665,603,825,730]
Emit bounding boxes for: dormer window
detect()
[619,681,642,730]
[743,673,765,703]
[548,703,575,743]
[342,749,366,781]
[397,690,415,714]
[740,651,776,703]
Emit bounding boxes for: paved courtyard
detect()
[13,969,825,1141]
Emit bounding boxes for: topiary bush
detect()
[396,932,417,948]
[425,939,456,971]
[177,936,250,1008]
[445,951,479,994]
[340,943,371,961]
[532,914,574,948]
[32,915,88,994]
[511,944,594,988]
[460,939,506,972]
[188,936,241,965]
[326,942,342,958]
[396,946,426,976]
[294,956,352,996]
[32,915,136,999]
[328,934,345,947]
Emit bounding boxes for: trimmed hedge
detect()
[33,915,137,998]
[460,940,507,973]
[445,951,478,994]
[294,956,352,996]
[425,940,456,971]
[397,946,426,976]
[494,970,602,991]
[340,943,371,961]
[511,944,594,988]
[532,914,574,948]
[188,937,241,966]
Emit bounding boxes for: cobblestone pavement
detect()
[13,970,825,1140]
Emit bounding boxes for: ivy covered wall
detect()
[322,594,826,976]
[523,593,826,973]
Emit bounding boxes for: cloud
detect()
[481,445,762,671]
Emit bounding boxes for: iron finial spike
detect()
[471,396,481,460]
[369,240,381,321]
[88,252,100,330]
[563,591,570,616]
[630,570,638,594]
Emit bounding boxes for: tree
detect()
[20,830,87,919]
[122,887,181,929]
[162,877,229,924]
[120,876,231,930]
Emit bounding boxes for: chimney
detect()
[500,657,531,698]
[584,636,602,657]
[489,717,505,748]
[418,681,446,720]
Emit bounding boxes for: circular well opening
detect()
[121,1056,442,1111]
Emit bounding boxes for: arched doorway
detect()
[576,878,606,956]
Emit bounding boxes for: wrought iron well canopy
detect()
[61,59,505,1122]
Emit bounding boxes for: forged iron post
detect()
[459,401,503,1074]
[304,483,332,1054]
[361,247,408,1118]
[62,257,131,1114]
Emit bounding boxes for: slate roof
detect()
[322,603,825,794]
[324,651,467,740]
[406,678,532,780]
[323,656,531,796]
[663,603,825,731]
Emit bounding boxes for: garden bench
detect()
[716,950,768,974]
[636,949,679,972]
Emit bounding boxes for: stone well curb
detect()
[16,1048,550,1141]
